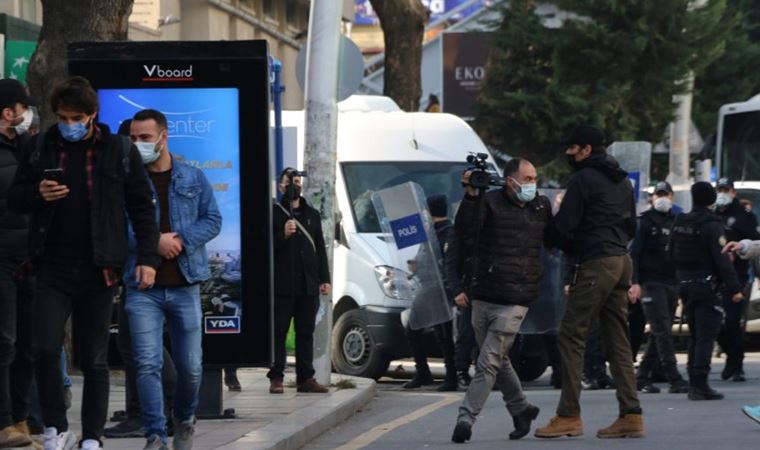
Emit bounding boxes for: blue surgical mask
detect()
[716,192,733,207]
[58,119,90,142]
[135,137,162,164]
[511,178,537,202]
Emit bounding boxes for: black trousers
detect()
[0,259,35,429]
[717,292,747,374]
[637,282,682,382]
[405,320,456,377]
[681,282,722,385]
[34,259,114,442]
[116,293,177,419]
[267,294,319,384]
[454,306,476,373]
[628,301,647,360]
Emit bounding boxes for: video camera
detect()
[285,169,307,178]
[466,152,505,189]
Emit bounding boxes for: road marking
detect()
[334,394,459,450]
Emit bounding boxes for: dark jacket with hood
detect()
[717,197,760,286]
[455,188,553,306]
[0,132,31,261]
[7,123,160,270]
[553,153,636,262]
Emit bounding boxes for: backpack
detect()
[30,131,132,175]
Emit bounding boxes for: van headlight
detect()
[374,265,416,300]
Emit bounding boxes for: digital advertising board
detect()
[68,41,272,367]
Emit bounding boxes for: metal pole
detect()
[272,59,285,184]
[303,0,341,386]
[669,74,694,209]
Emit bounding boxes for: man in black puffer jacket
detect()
[451,158,553,444]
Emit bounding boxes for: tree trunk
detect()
[27,0,134,128]
[370,0,427,111]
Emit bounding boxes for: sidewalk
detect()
[62,369,374,450]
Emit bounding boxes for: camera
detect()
[285,170,307,178]
[465,152,505,189]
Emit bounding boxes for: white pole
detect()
[303,0,341,386]
[669,74,694,209]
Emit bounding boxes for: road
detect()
[304,354,760,450]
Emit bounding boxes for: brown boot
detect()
[596,414,645,438]
[534,415,584,438]
[0,423,33,448]
[270,378,284,394]
[297,378,329,393]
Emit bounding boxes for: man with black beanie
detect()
[670,181,743,401]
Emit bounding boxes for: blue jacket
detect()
[124,155,222,286]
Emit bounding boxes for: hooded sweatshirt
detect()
[553,153,637,262]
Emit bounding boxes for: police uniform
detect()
[670,182,742,400]
[630,182,688,393]
[715,178,760,381]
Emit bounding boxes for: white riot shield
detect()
[520,189,567,334]
[372,182,453,330]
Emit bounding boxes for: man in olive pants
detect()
[536,125,643,439]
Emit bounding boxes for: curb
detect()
[217,376,376,450]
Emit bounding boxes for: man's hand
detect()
[564,285,570,297]
[320,283,331,296]
[732,292,745,303]
[39,180,69,202]
[462,171,477,196]
[454,292,470,308]
[158,232,183,259]
[135,265,156,290]
[722,241,743,254]
[628,284,641,304]
[284,220,297,238]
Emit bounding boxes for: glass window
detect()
[342,161,474,233]
[720,110,760,181]
[286,0,298,26]
[238,0,254,11]
[263,0,274,18]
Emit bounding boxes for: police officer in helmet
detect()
[670,182,743,401]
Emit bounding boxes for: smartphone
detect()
[43,168,64,183]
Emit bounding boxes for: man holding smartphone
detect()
[8,76,159,450]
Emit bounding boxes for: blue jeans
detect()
[125,285,203,441]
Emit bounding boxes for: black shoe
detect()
[509,404,539,440]
[550,371,562,389]
[104,416,145,438]
[437,376,458,392]
[732,370,746,382]
[451,421,472,443]
[721,365,735,381]
[668,379,690,394]
[403,372,434,389]
[581,376,600,390]
[597,374,616,389]
[637,380,661,394]
[225,375,242,391]
[110,410,128,422]
[688,386,724,401]
[457,371,471,390]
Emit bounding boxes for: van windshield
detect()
[342,161,474,233]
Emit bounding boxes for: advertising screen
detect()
[99,88,244,335]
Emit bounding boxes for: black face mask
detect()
[284,184,301,201]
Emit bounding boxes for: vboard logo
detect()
[204,316,241,334]
[142,64,194,82]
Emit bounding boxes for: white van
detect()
[279,96,493,379]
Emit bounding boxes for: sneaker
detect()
[104,416,145,438]
[144,434,168,450]
[297,378,329,393]
[225,374,242,391]
[668,379,689,394]
[172,418,195,450]
[0,423,33,448]
[42,427,76,450]
[451,421,472,443]
[742,405,760,426]
[80,439,103,450]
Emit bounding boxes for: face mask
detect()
[58,119,90,142]
[716,193,733,207]
[511,177,537,202]
[13,109,33,135]
[283,184,301,201]
[653,197,672,213]
[135,136,163,164]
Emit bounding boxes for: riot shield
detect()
[372,182,454,330]
[520,188,567,334]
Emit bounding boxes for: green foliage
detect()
[693,0,760,136]
[477,0,730,171]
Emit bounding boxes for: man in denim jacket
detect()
[123,109,221,450]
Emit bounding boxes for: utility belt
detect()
[676,271,716,289]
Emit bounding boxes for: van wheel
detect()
[332,310,390,380]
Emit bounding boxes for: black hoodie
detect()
[553,153,636,262]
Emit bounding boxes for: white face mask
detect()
[653,197,672,213]
[716,192,733,207]
[13,109,34,135]
[135,136,162,164]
